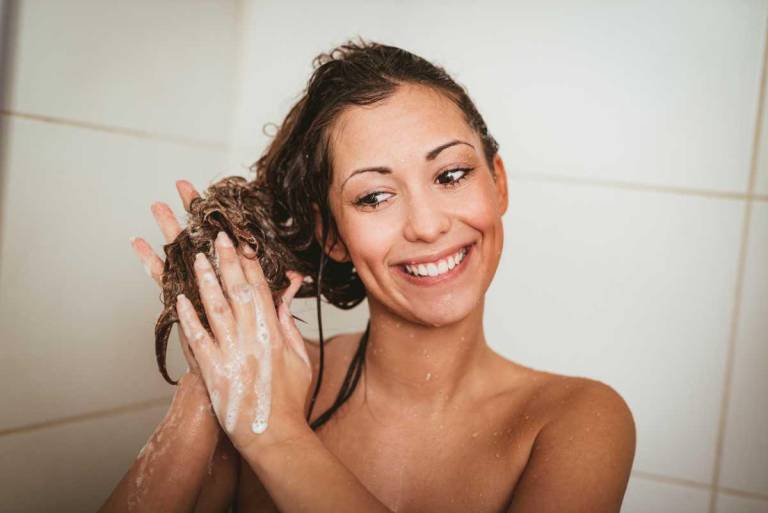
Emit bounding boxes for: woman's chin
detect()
[406,295,479,327]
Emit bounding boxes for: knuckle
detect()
[210,301,230,318]
[229,282,254,304]
[191,329,208,344]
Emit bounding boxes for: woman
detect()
[101,39,636,513]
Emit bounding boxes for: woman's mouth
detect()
[394,242,475,286]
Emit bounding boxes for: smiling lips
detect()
[403,246,468,277]
[394,242,475,285]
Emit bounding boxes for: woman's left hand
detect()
[174,230,313,454]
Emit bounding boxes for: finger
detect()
[178,325,200,374]
[176,294,218,384]
[175,179,200,212]
[214,232,257,335]
[129,236,164,287]
[236,243,273,308]
[281,271,304,308]
[150,201,184,243]
[193,252,238,351]
[236,243,284,350]
[278,299,311,369]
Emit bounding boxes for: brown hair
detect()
[155,36,499,430]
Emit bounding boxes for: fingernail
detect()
[241,243,255,256]
[129,236,137,245]
[194,253,208,268]
[216,231,233,248]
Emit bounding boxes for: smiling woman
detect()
[101,37,636,513]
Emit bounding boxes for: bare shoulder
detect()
[548,375,635,437]
[505,371,637,512]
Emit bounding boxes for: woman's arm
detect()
[97,373,226,513]
[242,427,393,513]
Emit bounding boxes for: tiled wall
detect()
[1,1,766,512]
[0,1,239,511]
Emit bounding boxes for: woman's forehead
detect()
[329,85,476,179]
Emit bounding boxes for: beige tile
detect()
[7,0,237,143]
[622,476,710,513]
[0,117,230,430]
[716,492,768,513]
[486,180,743,483]
[0,403,169,513]
[720,203,768,495]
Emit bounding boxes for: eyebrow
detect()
[340,139,475,192]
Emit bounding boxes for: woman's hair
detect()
[154,36,499,431]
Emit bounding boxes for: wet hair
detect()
[154,36,500,431]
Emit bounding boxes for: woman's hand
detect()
[174,230,313,454]
[129,180,203,376]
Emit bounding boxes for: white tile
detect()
[0,117,231,430]
[411,0,767,193]
[7,0,238,143]
[716,492,768,513]
[0,403,169,513]
[232,0,767,193]
[720,202,768,495]
[622,476,710,513]
[486,180,743,483]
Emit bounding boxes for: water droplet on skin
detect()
[425,372,432,381]
[495,452,501,458]
[471,431,479,438]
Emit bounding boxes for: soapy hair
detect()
[154,36,499,431]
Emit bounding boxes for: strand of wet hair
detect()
[305,221,330,425]
[309,320,370,430]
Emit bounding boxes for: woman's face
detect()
[321,83,508,327]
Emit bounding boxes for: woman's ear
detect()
[491,153,509,216]
[312,203,351,263]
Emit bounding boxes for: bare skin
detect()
[112,82,636,513]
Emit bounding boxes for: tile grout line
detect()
[508,172,767,202]
[0,395,173,437]
[707,10,768,513]
[631,469,712,491]
[3,110,766,203]
[631,470,768,502]
[0,109,230,150]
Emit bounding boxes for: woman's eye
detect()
[437,167,474,187]
[353,191,392,209]
[352,167,475,209]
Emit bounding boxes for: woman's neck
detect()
[358,296,494,421]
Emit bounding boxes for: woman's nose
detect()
[402,194,451,243]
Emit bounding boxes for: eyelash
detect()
[353,167,475,209]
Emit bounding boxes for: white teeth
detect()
[403,246,468,277]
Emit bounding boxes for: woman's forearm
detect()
[242,426,393,513]
[97,373,222,513]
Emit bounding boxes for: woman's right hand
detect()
[130,179,203,377]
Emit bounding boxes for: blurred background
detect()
[0,1,766,511]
